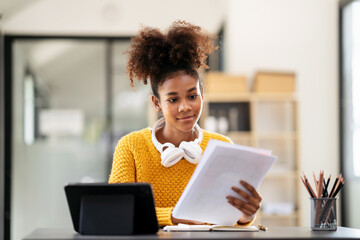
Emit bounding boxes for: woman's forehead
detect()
[160,74,199,92]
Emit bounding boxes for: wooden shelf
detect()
[252,93,297,101]
[201,83,300,226]
[226,131,252,137]
[204,92,251,102]
[204,93,297,102]
[254,132,298,139]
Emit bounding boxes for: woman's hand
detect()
[226,180,262,224]
[171,215,206,225]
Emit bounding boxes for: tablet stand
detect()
[79,194,134,235]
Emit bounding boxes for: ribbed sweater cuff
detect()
[156,207,174,227]
[235,215,256,226]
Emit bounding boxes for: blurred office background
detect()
[0,0,359,240]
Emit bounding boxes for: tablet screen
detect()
[64,182,158,235]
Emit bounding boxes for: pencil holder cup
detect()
[310,198,337,231]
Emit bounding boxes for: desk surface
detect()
[24,227,360,240]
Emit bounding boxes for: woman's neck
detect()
[156,125,197,147]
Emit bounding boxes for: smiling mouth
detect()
[177,115,195,120]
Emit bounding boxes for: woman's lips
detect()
[177,115,195,121]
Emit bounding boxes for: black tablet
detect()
[64,182,159,235]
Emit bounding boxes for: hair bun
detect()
[126,20,217,88]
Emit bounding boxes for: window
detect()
[341,0,360,177]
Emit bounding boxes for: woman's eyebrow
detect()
[187,87,197,92]
[166,91,178,96]
[166,87,197,96]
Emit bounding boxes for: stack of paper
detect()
[172,139,277,225]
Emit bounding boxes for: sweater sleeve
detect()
[156,207,174,226]
[108,135,174,226]
[108,135,136,183]
[236,215,256,226]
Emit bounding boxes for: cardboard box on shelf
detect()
[254,72,296,93]
[205,72,248,93]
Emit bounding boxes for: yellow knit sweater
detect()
[108,127,231,226]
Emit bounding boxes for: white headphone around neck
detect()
[151,118,203,167]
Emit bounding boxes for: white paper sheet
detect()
[172,139,277,225]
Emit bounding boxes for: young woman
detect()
[109,21,262,227]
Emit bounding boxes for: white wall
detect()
[2,0,228,35]
[224,0,339,226]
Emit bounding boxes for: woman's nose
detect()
[178,100,191,112]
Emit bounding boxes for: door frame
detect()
[1,35,131,240]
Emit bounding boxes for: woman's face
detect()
[153,73,203,134]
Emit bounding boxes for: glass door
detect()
[7,37,151,240]
[11,39,109,240]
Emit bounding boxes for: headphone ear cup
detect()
[161,146,184,167]
[179,141,202,164]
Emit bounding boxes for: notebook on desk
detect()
[164,224,259,232]
[64,182,158,235]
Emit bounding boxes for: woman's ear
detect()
[152,95,161,112]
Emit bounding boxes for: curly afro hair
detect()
[126,20,217,98]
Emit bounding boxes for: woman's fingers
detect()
[226,195,258,214]
[230,186,259,207]
[240,180,262,201]
[227,198,254,216]
[231,186,261,208]
[226,180,262,216]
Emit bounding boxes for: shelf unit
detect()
[201,92,301,226]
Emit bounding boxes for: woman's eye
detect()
[168,98,178,103]
[189,94,198,100]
